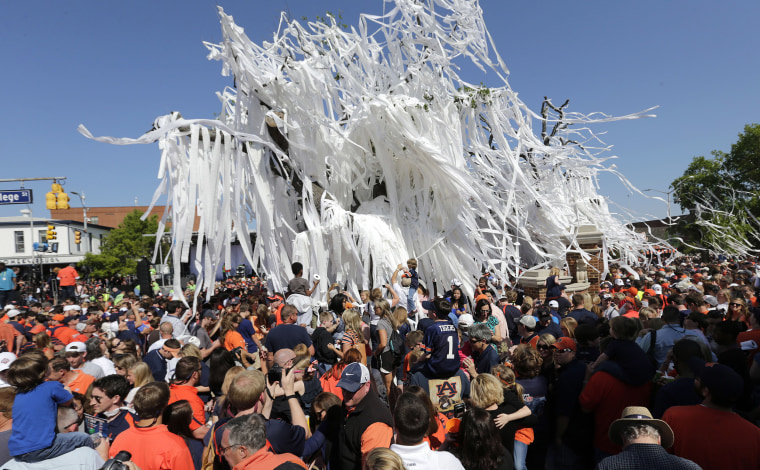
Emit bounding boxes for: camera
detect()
[267,363,293,384]
[453,402,467,418]
[101,450,131,470]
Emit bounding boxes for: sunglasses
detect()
[553,348,574,353]
[478,309,491,314]
[730,303,742,307]
[537,344,551,351]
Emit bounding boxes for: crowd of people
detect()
[0,257,759,469]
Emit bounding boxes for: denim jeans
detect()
[14,431,94,463]
[407,287,415,313]
[513,440,528,470]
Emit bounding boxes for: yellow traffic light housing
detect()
[46,191,57,210]
[74,230,81,245]
[56,192,70,210]
[47,224,57,240]
[46,181,70,210]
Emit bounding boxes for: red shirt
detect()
[663,404,760,470]
[578,371,651,454]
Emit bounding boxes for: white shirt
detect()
[390,442,464,470]
[90,356,117,376]
[393,282,419,311]
[2,447,104,470]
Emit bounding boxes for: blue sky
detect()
[1,0,758,223]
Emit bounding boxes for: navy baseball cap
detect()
[689,357,744,403]
[337,363,370,393]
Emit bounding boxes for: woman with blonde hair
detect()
[545,266,564,301]
[727,297,750,326]
[365,447,406,470]
[536,333,557,382]
[373,299,400,394]
[470,373,533,469]
[124,362,152,409]
[560,317,577,339]
[32,332,55,359]
[341,309,370,365]
[112,353,138,377]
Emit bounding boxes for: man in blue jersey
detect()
[418,298,460,379]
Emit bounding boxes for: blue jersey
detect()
[422,320,460,378]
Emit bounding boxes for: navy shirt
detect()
[265,323,313,353]
[474,344,499,374]
[568,308,598,325]
[237,318,258,353]
[422,320,460,378]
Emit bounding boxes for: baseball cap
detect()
[689,357,744,403]
[703,295,718,307]
[548,300,559,309]
[267,294,284,302]
[52,314,65,322]
[421,300,438,316]
[652,284,662,294]
[337,362,370,392]
[0,352,16,372]
[5,309,20,318]
[201,310,218,320]
[614,278,624,286]
[451,278,462,287]
[64,342,87,354]
[551,337,577,352]
[457,313,474,328]
[229,297,241,306]
[518,315,536,329]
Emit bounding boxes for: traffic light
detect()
[45,192,57,210]
[74,230,81,245]
[45,181,70,210]
[56,192,70,210]
[47,224,57,240]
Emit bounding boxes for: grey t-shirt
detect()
[192,324,213,350]
[378,317,394,353]
[288,277,310,296]
[79,361,104,379]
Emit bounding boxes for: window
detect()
[38,230,47,244]
[14,231,24,253]
[90,216,99,224]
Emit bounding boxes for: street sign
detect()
[0,189,33,204]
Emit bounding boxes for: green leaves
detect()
[670,123,760,255]
[81,209,164,278]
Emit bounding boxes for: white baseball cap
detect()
[64,342,87,353]
[0,352,16,372]
[548,300,559,309]
[458,313,474,328]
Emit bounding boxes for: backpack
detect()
[388,329,404,358]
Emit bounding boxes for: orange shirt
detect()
[319,368,344,401]
[168,383,205,430]
[0,323,20,350]
[110,424,195,470]
[57,266,79,287]
[51,326,79,345]
[67,371,95,394]
[29,324,46,336]
[223,330,246,352]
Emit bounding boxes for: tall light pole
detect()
[69,191,88,232]
[643,188,673,225]
[20,208,37,287]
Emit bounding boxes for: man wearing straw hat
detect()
[596,406,701,469]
